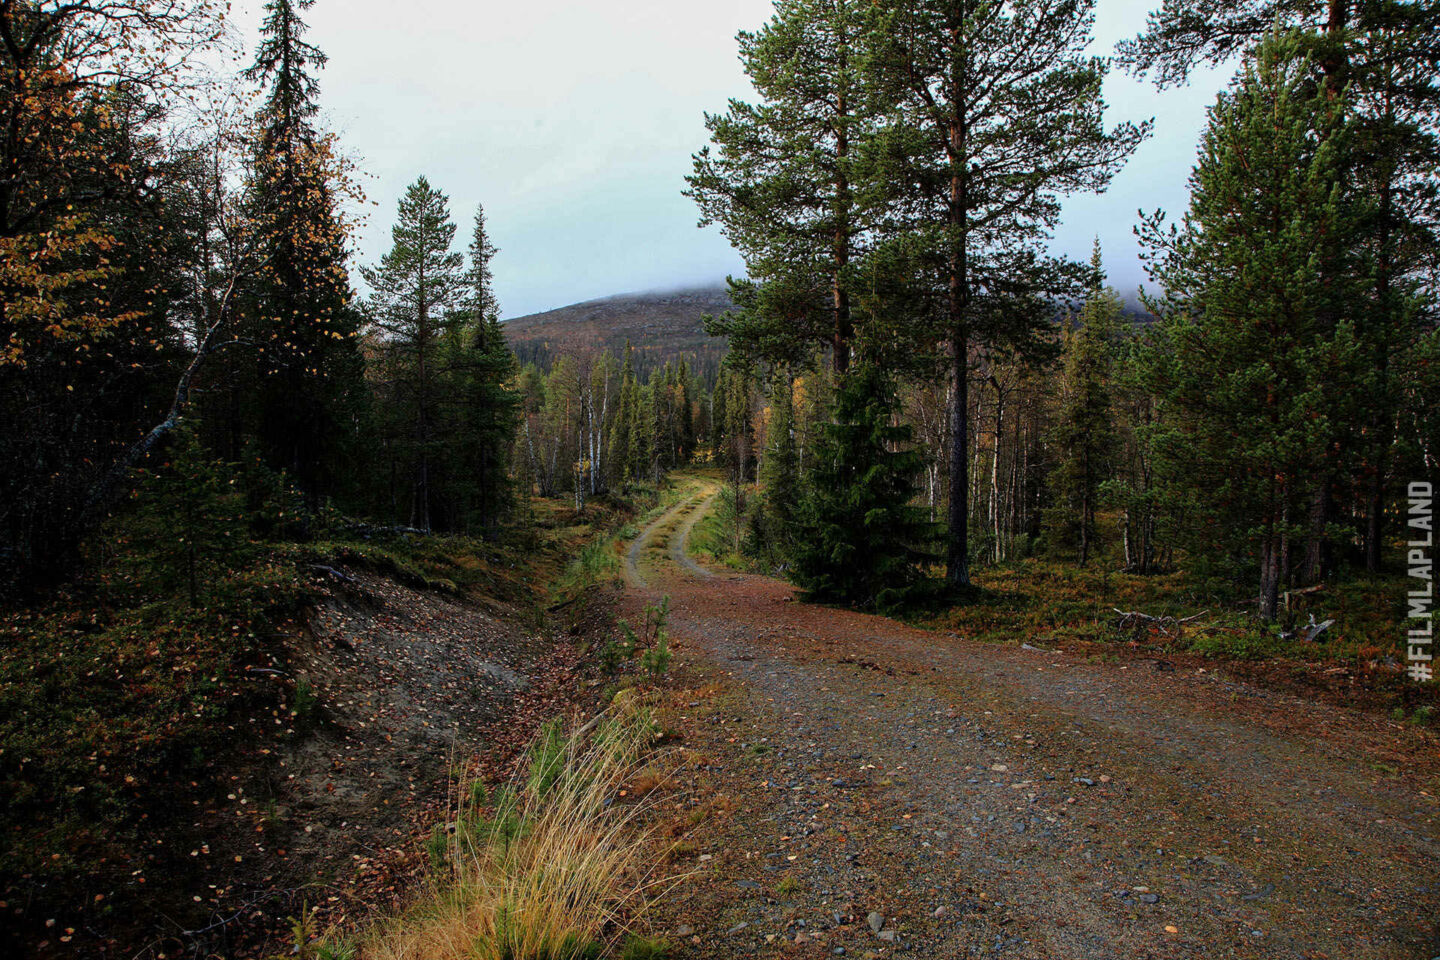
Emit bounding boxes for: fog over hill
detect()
[503,284,1155,381]
[502,286,732,382]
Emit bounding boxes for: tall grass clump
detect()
[361,704,666,960]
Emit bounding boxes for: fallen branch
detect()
[1283,583,1325,610]
[308,563,358,584]
[1112,608,1209,638]
[338,520,429,538]
[178,888,291,939]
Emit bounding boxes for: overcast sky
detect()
[231,1,1233,319]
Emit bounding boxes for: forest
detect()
[1,0,1437,958]
[687,0,1439,621]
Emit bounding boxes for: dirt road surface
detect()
[623,478,1440,959]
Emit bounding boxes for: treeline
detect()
[689,0,1439,615]
[515,348,708,508]
[0,0,629,593]
[510,339,727,389]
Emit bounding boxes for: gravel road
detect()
[624,478,1440,960]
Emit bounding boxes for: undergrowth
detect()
[356,697,670,960]
[0,433,654,947]
[918,556,1416,670]
[687,485,755,572]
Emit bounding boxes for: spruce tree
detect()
[1137,33,1363,619]
[711,366,730,465]
[465,203,500,325]
[649,376,667,483]
[725,366,755,484]
[792,364,939,610]
[243,0,364,504]
[1048,240,1120,566]
[864,0,1150,585]
[627,379,649,487]
[610,346,642,485]
[362,177,467,531]
[677,359,696,462]
[452,204,518,531]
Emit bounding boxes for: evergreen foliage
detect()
[1047,241,1120,566]
[451,205,519,531]
[761,372,801,548]
[243,0,365,505]
[792,364,939,610]
[1136,32,1364,618]
[687,0,871,374]
[1119,0,1440,573]
[862,0,1151,586]
[362,177,468,531]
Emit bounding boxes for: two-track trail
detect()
[620,476,1440,960]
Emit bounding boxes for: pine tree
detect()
[761,372,801,548]
[1119,0,1440,573]
[243,0,364,505]
[1137,33,1363,619]
[688,0,872,374]
[362,177,467,531]
[1048,240,1120,566]
[865,0,1150,586]
[1116,0,1440,91]
[792,364,939,610]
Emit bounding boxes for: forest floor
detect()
[624,476,1440,959]
[0,496,635,959]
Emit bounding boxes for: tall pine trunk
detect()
[1365,174,1395,573]
[947,326,969,584]
[1302,482,1330,583]
[944,30,971,586]
[832,40,853,376]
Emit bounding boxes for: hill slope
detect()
[503,286,732,380]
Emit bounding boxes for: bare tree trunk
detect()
[1122,510,1132,569]
[989,382,1003,563]
[947,331,970,584]
[1260,477,1282,620]
[1260,539,1281,621]
[1280,500,1292,591]
[1302,482,1329,583]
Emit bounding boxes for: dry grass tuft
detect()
[360,709,668,960]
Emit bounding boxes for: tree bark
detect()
[947,327,969,585]
[1366,173,1396,573]
[1260,538,1281,621]
[944,18,971,586]
[1302,481,1330,583]
[831,30,853,376]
